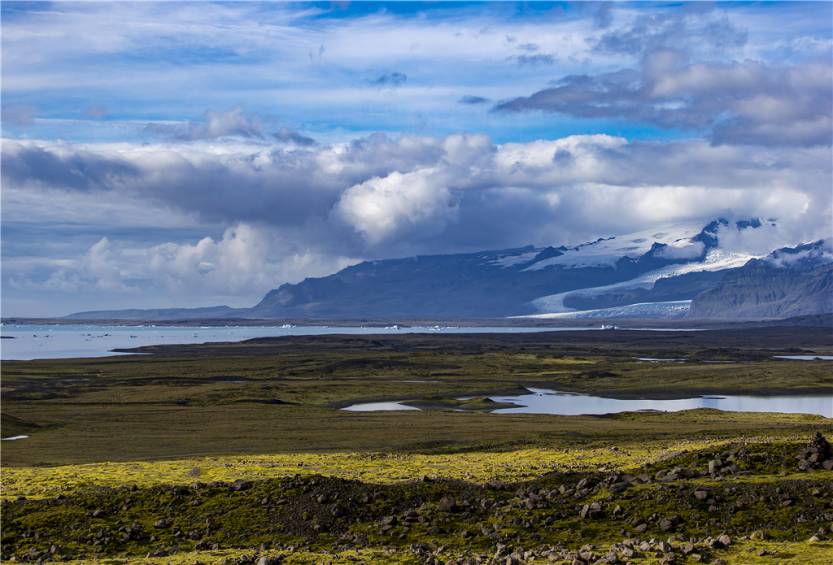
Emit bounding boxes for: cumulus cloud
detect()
[22,224,359,302]
[336,168,454,245]
[138,224,355,294]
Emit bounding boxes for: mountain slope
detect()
[689,241,833,320]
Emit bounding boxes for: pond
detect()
[773,355,833,361]
[341,387,833,417]
[489,388,833,418]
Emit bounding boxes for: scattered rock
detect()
[798,433,833,471]
[693,489,709,501]
[715,534,732,548]
[438,496,459,512]
[580,501,603,519]
[659,516,679,532]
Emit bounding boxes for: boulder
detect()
[797,433,833,471]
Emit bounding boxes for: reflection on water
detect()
[489,388,833,418]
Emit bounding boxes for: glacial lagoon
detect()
[0,323,583,360]
[1,323,703,360]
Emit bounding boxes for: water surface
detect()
[1,323,697,360]
[0,323,584,360]
[489,388,833,418]
[341,387,833,417]
[773,355,833,361]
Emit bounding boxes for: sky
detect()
[1,1,832,316]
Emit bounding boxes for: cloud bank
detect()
[3,131,830,314]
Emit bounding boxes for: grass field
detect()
[2,326,832,563]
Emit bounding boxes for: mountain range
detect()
[67,219,832,322]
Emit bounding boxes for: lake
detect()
[1,323,598,360]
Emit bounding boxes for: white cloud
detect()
[336,168,454,245]
[19,224,358,305]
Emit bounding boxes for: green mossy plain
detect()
[2,327,832,563]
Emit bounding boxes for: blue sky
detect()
[2,1,696,143]
[2,1,831,315]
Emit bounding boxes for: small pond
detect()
[773,355,833,361]
[342,387,833,417]
[489,388,833,417]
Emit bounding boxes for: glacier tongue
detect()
[529,249,757,315]
[519,300,692,319]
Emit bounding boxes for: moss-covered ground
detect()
[3,439,833,563]
[2,326,832,563]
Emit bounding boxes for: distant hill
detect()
[66,306,245,321]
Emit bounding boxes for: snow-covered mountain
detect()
[246,217,788,319]
[67,218,832,321]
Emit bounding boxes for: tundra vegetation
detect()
[2,327,832,563]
